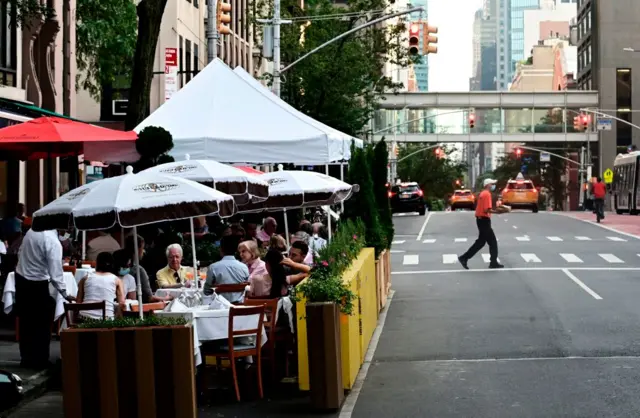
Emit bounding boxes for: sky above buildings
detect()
[428,0,483,91]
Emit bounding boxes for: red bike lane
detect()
[558,211,640,238]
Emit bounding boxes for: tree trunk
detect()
[124,0,168,131]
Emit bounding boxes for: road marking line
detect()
[521,253,541,263]
[562,268,602,300]
[481,254,500,263]
[575,236,591,241]
[416,212,433,241]
[599,253,624,263]
[403,255,419,265]
[454,237,468,242]
[442,254,458,264]
[391,267,640,275]
[516,236,530,241]
[392,240,406,244]
[339,291,395,418]
[547,236,563,241]
[560,253,583,263]
[513,225,518,229]
[423,239,436,244]
[607,236,627,242]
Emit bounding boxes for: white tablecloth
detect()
[157,307,268,366]
[2,272,78,321]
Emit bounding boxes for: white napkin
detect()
[167,298,189,313]
[209,293,232,310]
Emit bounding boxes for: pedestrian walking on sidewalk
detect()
[458,178,504,270]
[592,177,606,223]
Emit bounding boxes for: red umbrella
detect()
[234,166,264,175]
[0,116,137,160]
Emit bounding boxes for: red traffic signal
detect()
[409,23,420,55]
[581,114,589,129]
[469,113,475,129]
[435,147,442,157]
[455,179,461,185]
[515,148,522,157]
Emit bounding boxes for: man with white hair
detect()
[156,243,189,288]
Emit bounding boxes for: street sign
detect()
[603,168,614,184]
[597,118,612,131]
[164,47,178,101]
[540,152,550,162]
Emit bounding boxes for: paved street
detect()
[350,210,640,417]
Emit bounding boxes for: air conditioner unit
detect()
[112,99,128,116]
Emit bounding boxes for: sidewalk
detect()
[558,211,640,238]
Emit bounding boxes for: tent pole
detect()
[284,208,290,248]
[133,227,144,319]
[340,162,345,213]
[325,164,331,241]
[190,218,199,288]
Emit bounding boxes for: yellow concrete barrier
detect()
[297,248,377,391]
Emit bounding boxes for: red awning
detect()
[234,166,264,175]
[0,116,137,160]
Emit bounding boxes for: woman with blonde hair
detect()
[238,240,269,297]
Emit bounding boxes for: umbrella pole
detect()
[340,162,345,213]
[133,227,144,319]
[284,209,290,248]
[189,218,199,288]
[325,164,332,242]
[81,231,86,261]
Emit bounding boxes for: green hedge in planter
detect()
[77,316,187,329]
[293,219,365,315]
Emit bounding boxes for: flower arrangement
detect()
[292,219,365,315]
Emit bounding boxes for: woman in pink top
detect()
[239,240,270,297]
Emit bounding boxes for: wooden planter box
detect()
[61,325,196,418]
[306,302,344,410]
[375,249,391,312]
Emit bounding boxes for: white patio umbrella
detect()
[239,170,358,246]
[32,166,236,318]
[142,156,270,280]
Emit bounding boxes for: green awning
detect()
[0,98,84,122]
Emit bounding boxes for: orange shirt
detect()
[475,190,492,218]
[592,182,606,199]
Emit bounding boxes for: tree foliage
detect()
[344,144,386,256]
[133,126,175,172]
[397,144,467,200]
[76,0,137,100]
[371,139,394,247]
[276,0,415,136]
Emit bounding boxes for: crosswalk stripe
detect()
[516,236,530,241]
[442,254,458,264]
[423,239,436,244]
[547,236,563,241]
[403,255,419,265]
[599,253,624,263]
[454,238,468,243]
[575,236,591,241]
[521,253,541,263]
[392,240,406,245]
[607,237,627,242]
[560,253,583,263]
[481,254,500,263]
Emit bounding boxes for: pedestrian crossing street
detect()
[391,235,631,245]
[398,252,638,266]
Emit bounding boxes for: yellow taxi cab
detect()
[449,189,476,210]
[501,173,539,213]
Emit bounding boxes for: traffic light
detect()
[455,179,461,186]
[217,0,232,35]
[469,113,475,129]
[581,114,589,130]
[422,24,438,54]
[515,148,522,158]
[409,23,420,55]
[573,116,581,131]
[435,147,442,158]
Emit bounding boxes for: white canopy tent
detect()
[133,59,351,164]
[232,67,363,161]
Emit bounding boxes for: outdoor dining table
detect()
[155,284,205,299]
[2,271,78,321]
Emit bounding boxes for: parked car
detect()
[389,182,426,215]
[449,189,476,210]
[501,173,539,213]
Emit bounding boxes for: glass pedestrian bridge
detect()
[369,91,600,143]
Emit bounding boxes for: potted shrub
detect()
[293,221,362,410]
[61,316,196,418]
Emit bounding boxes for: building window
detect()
[179,36,184,87]
[0,1,17,87]
[185,39,192,83]
[194,0,198,7]
[616,68,632,108]
[194,44,199,76]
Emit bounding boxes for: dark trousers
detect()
[15,273,55,368]
[594,198,605,220]
[461,217,498,264]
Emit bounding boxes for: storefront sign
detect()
[165,48,178,101]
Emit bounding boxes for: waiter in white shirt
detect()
[15,229,75,369]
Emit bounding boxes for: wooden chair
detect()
[64,301,106,327]
[202,305,265,402]
[213,282,249,294]
[63,265,77,276]
[243,299,279,380]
